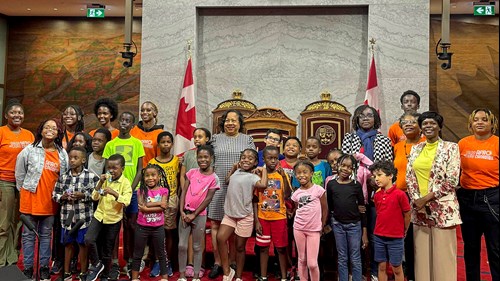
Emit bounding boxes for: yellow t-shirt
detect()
[149,156,180,196]
[92,174,132,224]
[412,141,438,196]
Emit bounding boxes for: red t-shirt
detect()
[373,185,411,238]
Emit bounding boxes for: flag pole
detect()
[187,39,192,60]
[369,37,376,55]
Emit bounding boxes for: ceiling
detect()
[0,0,498,17]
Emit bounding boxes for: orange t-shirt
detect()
[62,131,75,150]
[130,126,163,167]
[388,121,406,146]
[0,126,35,182]
[20,150,61,215]
[393,137,426,191]
[459,135,499,190]
[89,128,120,140]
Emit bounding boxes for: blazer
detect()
[406,139,462,228]
[341,132,393,162]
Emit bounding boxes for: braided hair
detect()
[336,154,359,183]
[138,163,171,205]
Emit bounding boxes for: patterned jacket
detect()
[406,139,462,228]
[341,132,393,162]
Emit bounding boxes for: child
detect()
[217,148,268,281]
[84,154,132,281]
[177,127,211,278]
[280,136,302,188]
[88,128,111,177]
[369,161,411,281]
[325,148,343,187]
[254,146,291,281]
[291,160,328,281]
[257,129,285,167]
[67,132,93,155]
[89,97,120,139]
[326,154,368,281]
[149,131,180,275]
[52,146,100,281]
[305,136,332,187]
[102,112,145,276]
[130,164,170,281]
[178,145,220,281]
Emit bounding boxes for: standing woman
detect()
[207,109,255,279]
[61,105,85,150]
[458,108,499,281]
[130,101,164,167]
[0,100,34,267]
[16,118,69,280]
[406,111,461,281]
[89,98,120,139]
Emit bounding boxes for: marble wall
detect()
[140,0,429,137]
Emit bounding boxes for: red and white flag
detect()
[364,54,380,113]
[174,58,196,156]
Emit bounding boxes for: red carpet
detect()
[17,226,492,280]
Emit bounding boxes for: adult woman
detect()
[341,104,392,279]
[89,98,119,139]
[61,105,85,149]
[130,101,164,167]
[0,100,34,267]
[392,112,425,281]
[207,109,255,278]
[16,118,69,280]
[457,108,499,281]
[406,111,461,281]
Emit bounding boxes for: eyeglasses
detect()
[43,126,58,131]
[224,119,239,124]
[265,137,280,143]
[358,113,374,119]
[400,120,417,125]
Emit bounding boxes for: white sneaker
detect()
[235,278,242,281]
[222,268,235,281]
[371,274,379,281]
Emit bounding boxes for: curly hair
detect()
[33,118,64,151]
[467,108,498,135]
[352,104,382,131]
[93,98,119,122]
[218,109,245,133]
[369,160,398,184]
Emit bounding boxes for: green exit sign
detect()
[474,5,495,16]
[87,8,105,18]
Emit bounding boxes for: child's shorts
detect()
[164,195,179,230]
[256,218,288,248]
[125,192,138,214]
[221,214,254,238]
[373,235,404,266]
[60,227,88,245]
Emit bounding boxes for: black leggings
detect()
[132,225,168,276]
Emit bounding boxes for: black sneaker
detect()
[40,266,51,281]
[23,267,33,279]
[63,272,73,281]
[70,256,78,274]
[50,260,63,275]
[78,272,88,281]
[86,262,104,281]
[108,263,120,280]
[208,264,222,279]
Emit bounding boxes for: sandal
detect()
[185,264,194,278]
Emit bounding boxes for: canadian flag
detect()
[364,54,380,113]
[174,58,196,156]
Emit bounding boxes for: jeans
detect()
[457,187,499,281]
[21,214,54,268]
[331,217,362,281]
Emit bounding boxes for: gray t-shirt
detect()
[88,153,105,177]
[182,149,198,172]
[224,169,260,218]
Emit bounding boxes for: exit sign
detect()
[87,8,105,18]
[474,5,495,16]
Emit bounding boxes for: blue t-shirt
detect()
[312,161,332,187]
[257,149,285,167]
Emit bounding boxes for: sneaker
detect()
[108,263,120,280]
[121,263,130,275]
[166,261,173,277]
[23,267,33,279]
[40,266,51,281]
[222,268,235,281]
[235,279,242,281]
[150,261,160,277]
[79,272,87,281]
[70,257,78,274]
[186,264,195,278]
[371,274,379,281]
[50,260,63,275]
[178,278,187,281]
[193,279,201,281]
[199,267,205,278]
[139,260,146,273]
[86,262,105,281]
[208,264,222,279]
[257,276,268,281]
[63,272,72,281]
[229,263,237,271]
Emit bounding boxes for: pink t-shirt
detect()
[185,168,220,216]
[291,184,325,232]
[137,187,169,227]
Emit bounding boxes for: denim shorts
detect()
[373,235,404,266]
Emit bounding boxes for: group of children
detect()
[48,107,410,281]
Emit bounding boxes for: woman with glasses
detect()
[341,104,393,280]
[457,108,499,281]
[406,111,461,281]
[206,109,255,280]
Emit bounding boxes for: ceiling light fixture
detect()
[53,8,58,11]
[27,8,31,11]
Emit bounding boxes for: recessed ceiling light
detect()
[107,8,111,10]
[27,8,31,11]
[53,8,58,11]
[80,8,84,11]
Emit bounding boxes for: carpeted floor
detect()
[16,226,492,281]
